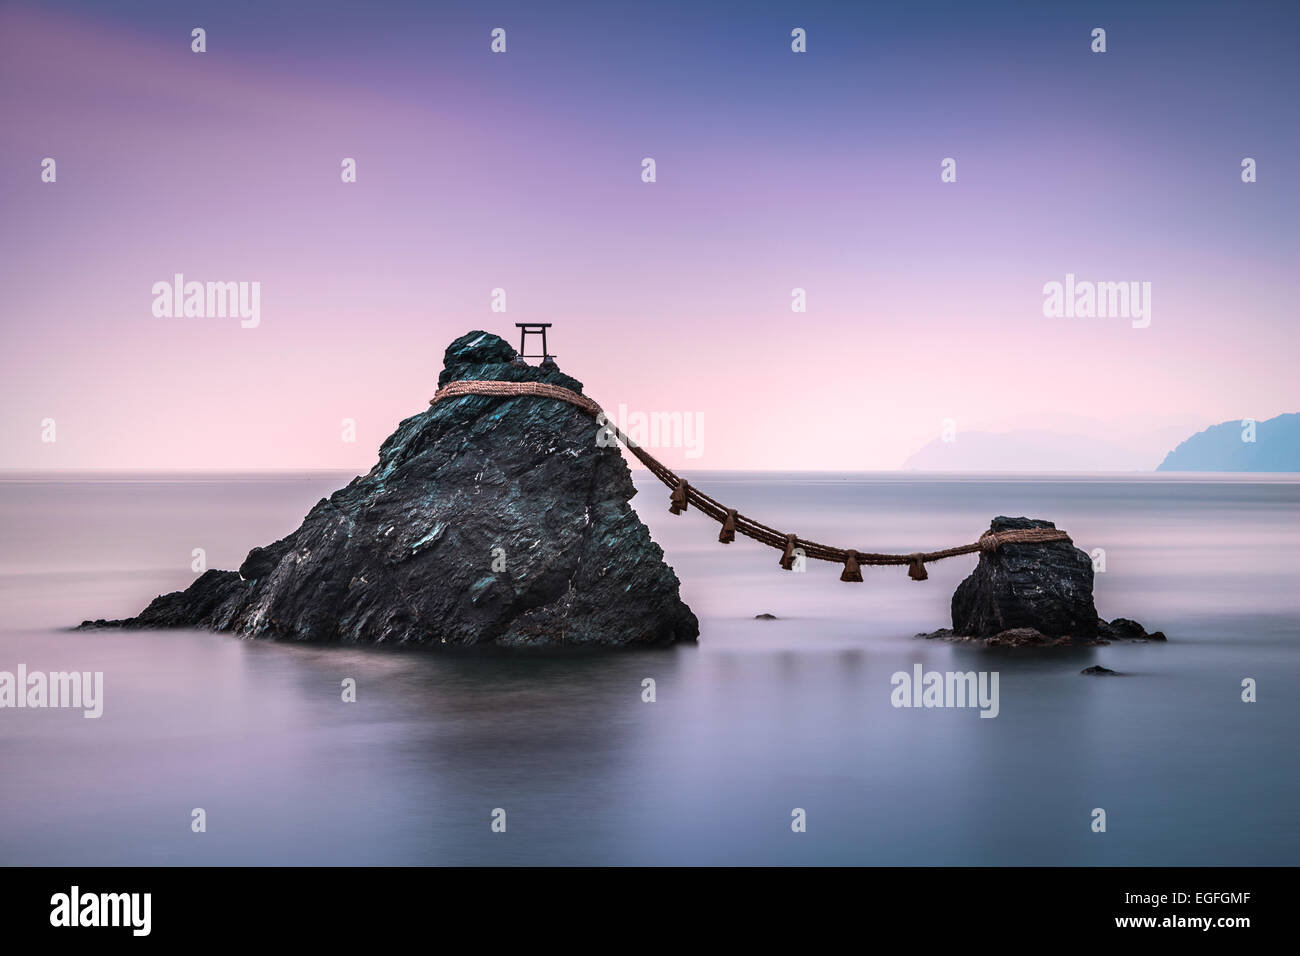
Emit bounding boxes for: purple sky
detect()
[2,0,1297,471]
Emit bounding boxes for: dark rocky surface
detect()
[1097,618,1166,642]
[754,613,778,620]
[79,331,699,647]
[952,517,1098,637]
[916,517,1164,647]
[1081,665,1121,676]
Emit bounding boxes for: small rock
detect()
[754,613,779,620]
[916,627,954,640]
[1097,618,1166,642]
[1081,665,1121,676]
[927,518,1169,647]
[951,517,1098,638]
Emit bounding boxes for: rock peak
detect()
[437,329,584,392]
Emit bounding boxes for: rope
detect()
[430,380,1073,577]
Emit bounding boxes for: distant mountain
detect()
[1156,414,1300,472]
[902,430,1153,472]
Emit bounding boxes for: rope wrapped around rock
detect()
[430,380,1073,579]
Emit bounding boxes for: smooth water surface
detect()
[1,472,1296,865]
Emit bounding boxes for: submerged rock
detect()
[79,331,699,647]
[754,613,779,621]
[1097,618,1166,642]
[1081,665,1121,676]
[985,627,1052,647]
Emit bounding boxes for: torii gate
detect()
[515,323,553,362]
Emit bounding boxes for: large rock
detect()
[79,331,699,647]
[951,517,1098,638]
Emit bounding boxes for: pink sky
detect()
[2,3,1296,472]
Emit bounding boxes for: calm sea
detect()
[1,472,1296,865]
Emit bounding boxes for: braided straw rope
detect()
[430,380,1072,575]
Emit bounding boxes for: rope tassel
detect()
[779,534,798,571]
[669,480,689,515]
[840,549,863,583]
[907,554,928,581]
[719,509,737,544]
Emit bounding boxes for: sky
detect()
[2,0,1297,472]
